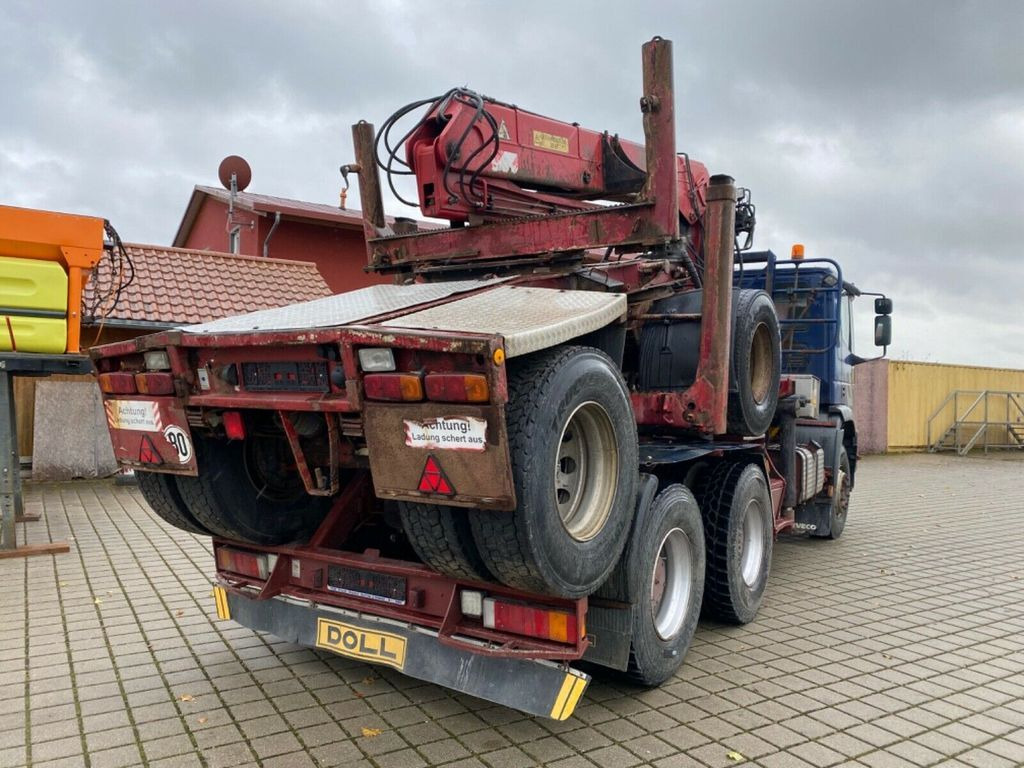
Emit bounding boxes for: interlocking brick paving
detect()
[2,453,1022,767]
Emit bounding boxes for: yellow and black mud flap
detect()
[215,587,591,720]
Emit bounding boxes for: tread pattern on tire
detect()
[471,344,637,597]
[624,484,704,687]
[135,471,209,536]
[399,502,491,582]
[726,289,781,437]
[699,460,761,623]
[175,437,333,546]
[175,473,254,542]
[471,346,581,593]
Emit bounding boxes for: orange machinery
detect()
[0,204,107,354]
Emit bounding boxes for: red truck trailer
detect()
[91,38,888,719]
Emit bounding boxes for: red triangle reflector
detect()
[139,435,163,465]
[418,455,455,496]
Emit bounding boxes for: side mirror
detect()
[874,315,892,347]
[874,297,893,315]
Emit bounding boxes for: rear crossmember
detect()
[209,469,602,718]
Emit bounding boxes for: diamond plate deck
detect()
[180,278,506,334]
[380,285,626,357]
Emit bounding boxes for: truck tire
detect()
[700,461,773,624]
[727,290,781,437]
[399,502,492,582]
[135,470,211,536]
[607,484,705,687]
[469,346,638,598]
[176,435,332,546]
[812,446,850,540]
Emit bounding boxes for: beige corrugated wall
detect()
[887,360,1024,450]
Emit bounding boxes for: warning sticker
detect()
[532,129,569,153]
[404,417,487,452]
[490,150,519,174]
[106,400,162,432]
[497,119,510,140]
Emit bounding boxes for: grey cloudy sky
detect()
[2,0,1022,367]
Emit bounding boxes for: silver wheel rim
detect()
[651,527,693,640]
[740,497,767,587]
[554,401,618,541]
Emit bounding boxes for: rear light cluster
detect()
[216,547,277,580]
[364,372,489,403]
[98,350,174,395]
[98,371,175,395]
[460,590,581,645]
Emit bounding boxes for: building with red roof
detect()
[172,185,387,294]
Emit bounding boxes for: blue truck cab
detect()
[734,248,891,536]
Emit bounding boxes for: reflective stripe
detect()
[549,672,588,720]
[213,586,231,620]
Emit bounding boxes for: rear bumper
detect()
[215,585,590,721]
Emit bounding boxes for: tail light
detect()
[135,372,175,395]
[216,547,276,580]
[424,373,489,403]
[482,597,580,644]
[222,411,246,440]
[364,373,424,401]
[98,372,137,394]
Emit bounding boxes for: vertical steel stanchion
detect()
[0,367,20,550]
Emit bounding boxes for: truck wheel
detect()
[176,435,332,546]
[469,346,638,598]
[727,290,781,437]
[135,470,211,536]
[812,446,850,540]
[399,502,492,582]
[615,485,705,687]
[700,461,773,624]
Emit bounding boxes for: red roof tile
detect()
[83,243,332,327]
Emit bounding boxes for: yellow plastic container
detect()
[0,315,68,354]
[0,255,68,312]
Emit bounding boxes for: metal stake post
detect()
[0,353,89,559]
[0,368,19,550]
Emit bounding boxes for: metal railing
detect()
[927,390,1024,455]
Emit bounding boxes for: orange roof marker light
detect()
[791,243,805,261]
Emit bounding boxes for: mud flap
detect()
[217,588,590,721]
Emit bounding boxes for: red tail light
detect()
[222,411,246,440]
[364,373,424,401]
[482,598,579,644]
[216,547,274,580]
[134,372,175,395]
[424,373,489,403]
[98,372,137,394]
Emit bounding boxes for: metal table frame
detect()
[0,352,92,558]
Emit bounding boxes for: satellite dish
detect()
[218,155,252,192]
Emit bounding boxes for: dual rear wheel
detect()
[134,433,333,546]
[401,346,638,597]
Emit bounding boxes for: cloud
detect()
[1,0,1021,366]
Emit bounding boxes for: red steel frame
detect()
[350,37,735,435]
[213,471,589,661]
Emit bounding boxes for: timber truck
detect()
[91,38,892,719]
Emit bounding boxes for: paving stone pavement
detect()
[2,453,1023,768]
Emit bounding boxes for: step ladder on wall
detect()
[927,390,1024,455]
